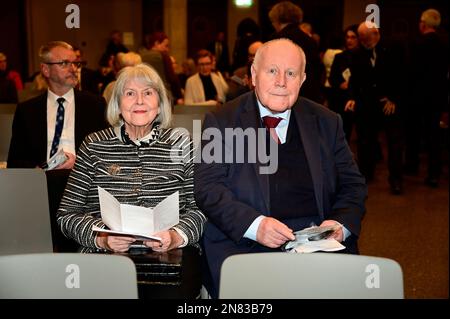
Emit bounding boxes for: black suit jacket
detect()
[271,24,323,103]
[7,90,108,168]
[194,92,367,297]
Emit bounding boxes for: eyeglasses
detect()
[44,60,83,69]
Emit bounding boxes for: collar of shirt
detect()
[47,88,75,107]
[257,98,291,144]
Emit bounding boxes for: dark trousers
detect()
[404,103,442,179]
[354,103,404,183]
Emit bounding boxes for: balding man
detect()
[404,9,448,187]
[195,39,367,298]
[345,22,405,194]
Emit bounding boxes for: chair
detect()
[172,113,204,147]
[0,103,16,161]
[0,169,53,255]
[0,253,138,299]
[219,252,404,299]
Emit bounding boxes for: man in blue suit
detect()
[194,39,367,298]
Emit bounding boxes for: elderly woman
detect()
[57,63,206,253]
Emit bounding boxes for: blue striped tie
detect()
[50,97,65,157]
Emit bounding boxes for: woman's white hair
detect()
[106,63,172,128]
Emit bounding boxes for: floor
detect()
[357,147,449,298]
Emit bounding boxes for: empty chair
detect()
[0,169,53,255]
[172,113,204,147]
[0,103,16,162]
[0,253,138,299]
[219,253,404,299]
[173,104,219,114]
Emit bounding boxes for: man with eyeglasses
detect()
[7,41,108,169]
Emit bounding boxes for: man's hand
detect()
[381,97,396,115]
[96,233,136,252]
[256,217,295,248]
[319,220,344,242]
[56,152,76,170]
[339,81,349,90]
[144,229,184,252]
[344,100,356,112]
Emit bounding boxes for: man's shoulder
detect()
[16,92,47,109]
[209,91,254,123]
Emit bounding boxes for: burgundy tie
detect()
[263,116,282,144]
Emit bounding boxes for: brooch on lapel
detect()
[107,164,121,175]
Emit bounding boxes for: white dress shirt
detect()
[46,89,76,159]
[244,98,350,241]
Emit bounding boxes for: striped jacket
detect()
[57,125,206,249]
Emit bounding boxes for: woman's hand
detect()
[96,233,136,252]
[144,229,184,252]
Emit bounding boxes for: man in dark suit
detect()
[194,39,367,298]
[269,1,322,103]
[344,22,405,194]
[7,41,107,169]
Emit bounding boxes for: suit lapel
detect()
[37,93,48,162]
[293,99,324,217]
[240,93,270,213]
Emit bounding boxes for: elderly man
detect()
[8,41,107,169]
[344,22,405,194]
[194,39,367,298]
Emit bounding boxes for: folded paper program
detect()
[41,148,67,171]
[283,225,346,253]
[93,187,179,241]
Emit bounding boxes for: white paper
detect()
[94,187,179,241]
[342,68,351,82]
[43,148,68,171]
[292,239,346,254]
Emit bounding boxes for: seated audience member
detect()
[194,39,367,298]
[102,51,142,103]
[0,72,18,103]
[7,41,107,169]
[57,63,206,253]
[184,49,228,105]
[227,40,262,101]
[0,52,23,91]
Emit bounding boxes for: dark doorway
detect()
[187,0,228,58]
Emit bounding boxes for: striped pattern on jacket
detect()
[57,126,206,249]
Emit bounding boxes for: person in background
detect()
[328,24,360,142]
[0,52,23,91]
[404,8,449,188]
[7,41,107,169]
[73,47,101,95]
[184,49,228,105]
[269,1,322,103]
[344,22,405,194]
[194,39,367,298]
[57,63,206,253]
[208,31,230,76]
[102,51,142,103]
[139,32,183,104]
